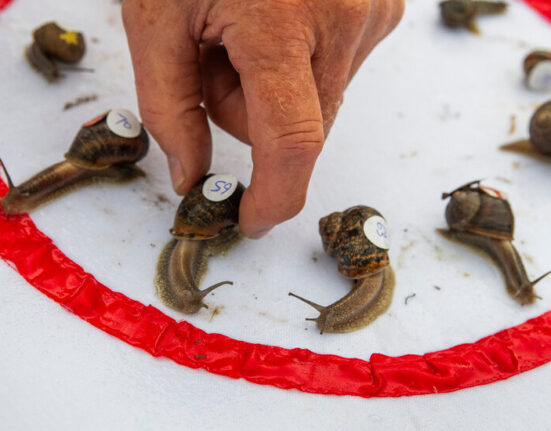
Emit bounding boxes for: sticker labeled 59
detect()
[202,174,238,202]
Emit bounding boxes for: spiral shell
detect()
[443,181,514,241]
[33,22,85,64]
[65,111,149,169]
[170,175,245,240]
[529,101,551,155]
[319,205,389,279]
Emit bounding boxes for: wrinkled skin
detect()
[122,0,404,238]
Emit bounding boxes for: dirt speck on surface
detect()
[258,311,288,323]
[522,253,534,264]
[404,293,416,305]
[209,305,224,322]
[63,94,98,111]
[400,151,419,159]
[463,272,471,278]
[512,161,521,170]
[495,176,512,184]
[312,253,319,263]
[434,285,442,291]
[508,114,517,135]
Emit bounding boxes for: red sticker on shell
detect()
[82,111,108,128]
[480,186,504,199]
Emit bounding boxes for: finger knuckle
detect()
[271,120,324,160]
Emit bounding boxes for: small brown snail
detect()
[289,206,395,334]
[523,50,551,92]
[0,109,149,216]
[439,0,507,34]
[155,174,245,314]
[500,101,551,158]
[439,180,550,305]
[25,22,90,82]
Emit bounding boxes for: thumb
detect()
[122,0,211,194]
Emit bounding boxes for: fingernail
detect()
[168,156,186,194]
[247,226,273,239]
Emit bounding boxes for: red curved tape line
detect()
[1,179,551,398]
[0,0,14,12]
[522,0,551,21]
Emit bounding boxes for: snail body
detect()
[440,180,550,305]
[289,206,395,334]
[26,22,88,82]
[155,174,245,314]
[524,50,551,92]
[439,0,507,34]
[501,101,551,158]
[0,109,149,216]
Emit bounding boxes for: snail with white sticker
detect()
[0,109,149,216]
[289,206,395,334]
[155,174,245,314]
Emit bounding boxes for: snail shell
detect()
[155,174,245,314]
[523,51,551,91]
[0,109,149,216]
[500,101,551,157]
[65,111,149,169]
[439,0,507,34]
[440,180,550,305]
[319,206,390,278]
[529,101,551,155]
[33,22,85,64]
[289,205,395,334]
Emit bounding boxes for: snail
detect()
[289,206,395,334]
[25,22,91,82]
[155,174,245,314]
[439,180,550,305]
[0,109,149,216]
[500,101,551,159]
[439,0,507,34]
[523,50,551,92]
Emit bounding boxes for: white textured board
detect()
[1,1,551,430]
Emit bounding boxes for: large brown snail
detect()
[523,50,551,92]
[0,109,149,216]
[439,0,507,34]
[439,180,550,305]
[501,101,551,158]
[25,22,91,82]
[289,206,395,334]
[155,174,245,314]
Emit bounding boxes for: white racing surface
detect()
[1,1,551,430]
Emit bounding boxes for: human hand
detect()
[122,0,404,238]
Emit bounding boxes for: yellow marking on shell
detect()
[59,31,79,45]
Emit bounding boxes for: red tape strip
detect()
[522,0,551,21]
[0,0,14,12]
[1,178,551,398]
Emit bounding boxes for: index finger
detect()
[223,30,324,238]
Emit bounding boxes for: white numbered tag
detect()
[202,174,238,202]
[106,109,142,138]
[527,61,551,91]
[363,215,390,249]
